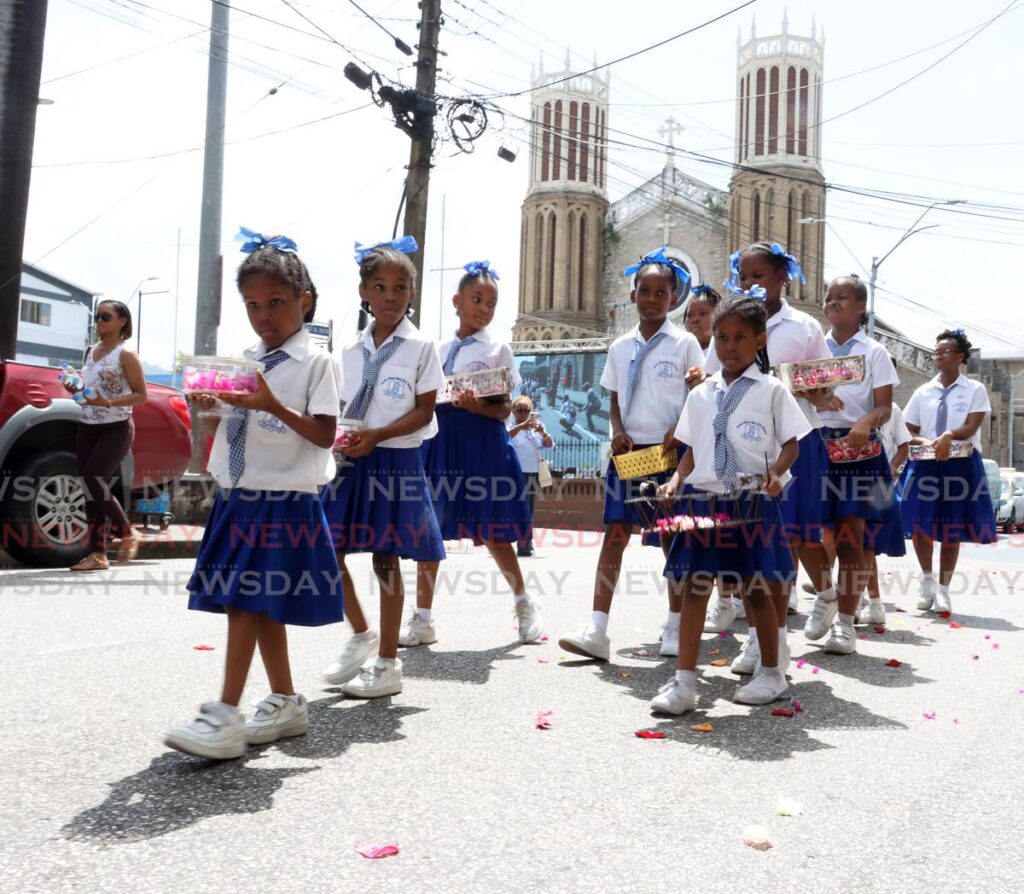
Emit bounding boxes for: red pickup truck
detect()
[0,360,192,566]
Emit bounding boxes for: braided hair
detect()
[712,294,771,374]
[236,243,318,323]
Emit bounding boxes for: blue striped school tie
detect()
[442,335,477,376]
[226,349,290,486]
[826,337,856,358]
[935,383,956,436]
[713,377,756,489]
[623,331,668,422]
[344,337,406,421]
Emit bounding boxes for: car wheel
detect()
[0,451,90,567]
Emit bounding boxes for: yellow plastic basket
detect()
[612,445,675,480]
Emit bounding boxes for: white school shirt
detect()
[207,328,340,493]
[600,318,705,444]
[904,373,991,451]
[675,366,811,495]
[509,426,545,474]
[880,403,911,462]
[339,316,446,449]
[439,326,523,388]
[703,299,829,430]
[817,329,900,429]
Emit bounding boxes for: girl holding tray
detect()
[400,261,545,648]
[652,292,809,713]
[899,328,997,615]
[807,275,900,656]
[558,248,705,662]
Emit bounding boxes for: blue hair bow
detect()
[729,284,767,302]
[691,284,715,297]
[769,243,806,283]
[237,226,298,254]
[623,246,691,287]
[354,235,418,264]
[951,327,966,337]
[463,260,500,280]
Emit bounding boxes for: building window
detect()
[552,101,563,179]
[755,68,766,155]
[768,66,779,155]
[547,210,556,309]
[752,191,761,241]
[580,103,590,182]
[786,66,797,154]
[798,69,809,156]
[578,214,587,310]
[20,299,51,326]
[567,101,578,180]
[739,76,747,161]
[787,190,795,250]
[566,212,575,306]
[541,102,551,181]
[799,191,809,300]
[535,213,544,311]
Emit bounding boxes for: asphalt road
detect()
[1,532,1022,893]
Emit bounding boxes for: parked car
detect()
[0,360,192,566]
[996,472,1024,534]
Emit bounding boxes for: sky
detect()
[24,0,1024,373]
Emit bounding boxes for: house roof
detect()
[22,262,99,300]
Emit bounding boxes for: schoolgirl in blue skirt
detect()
[165,230,342,760]
[403,260,543,649]
[810,275,901,657]
[321,239,446,700]
[557,248,705,663]
[652,293,810,715]
[705,242,836,668]
[900,328,997,615]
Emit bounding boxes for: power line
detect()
[344,0,413,55]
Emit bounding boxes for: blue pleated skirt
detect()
[420,403,531,545]
[777,429,828,544]
[321,446,445,561]
[899,453,997,544]
[604,445,682,547]
[187,489,343,627]
[663,492,795,583]
[822,428,897,525]
[865,498,907,557]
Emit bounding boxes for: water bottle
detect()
[58,363,85,392]
[72,387,98,406]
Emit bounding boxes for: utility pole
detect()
[403,0,441,327]
[0,1,50,360]
[194,0,229,358]
[189,0,229,472]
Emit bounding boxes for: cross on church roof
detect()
[658,116,684,162]
[657,210,677,245]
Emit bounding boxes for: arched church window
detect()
[798,69,809,156]
[580,103,590,183]
[568,101,578,180]
[547,210,556,309]
[578,214,587,311]
[755,68,766,156]
[541,102,551,181]
[768,66,779,154]
[553,101,563,179]
[752,191,761,241]
[786,67,796,154]
[535,213,544,311]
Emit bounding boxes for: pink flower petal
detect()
[635,729,667,739]
[539,634,550,643]
[535,709,553,730]
[811,666,821,675]
[874,625,887,634]
[789,698,804,713]
[922,712,937,720]
[795,658,808,669]
[356,843,399,860]
[193,644,215,651]
[536,658,549,664]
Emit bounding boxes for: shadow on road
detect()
[62,696,424,844]
[398,641,525,684]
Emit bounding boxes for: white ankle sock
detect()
[817,587,838,602]
[374,657,396,671]
[591,610,609,633]
[923,572,936,593]
[415,607,432,621]
[839,612,855,627]
[778,626,788,645]
[674,669,697,686]
[760,665,784,680]
[514,592,529,604]
[938,584,950,597]
[666,610,681,628]
[747,628,759,642]
[731,596,743,607]
[279,693,301,704]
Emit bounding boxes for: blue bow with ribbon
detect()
[463,260,500,280]
[623,246,690,288]
[768,242,806,283]
[237,226,298,254]
[727,284,767,302]
[354,235,418,264]
[690,284,716,298]
[951,327,966,337]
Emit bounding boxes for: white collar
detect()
[246,327,311,362]
[766,299,796,329]
[360,316,416,352]
[448,326,493,346]
[928,373,970,390]
[630,318,677,344]
[712,364,766,393]
[826,328,867,348]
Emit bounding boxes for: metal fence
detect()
[548,439,605,476]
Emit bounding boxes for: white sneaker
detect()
[650,677,697,715]
[857,598,886,626]
[324,628,380,685]
[164,702,246,760]
[788,588,800,613]
[732,596,746,619]
[704,599,736,632]
[343,659,403,698]
[756,639,791,676]
[917,580,936,611]
[933,589,952,614]
[659,622,679,657]
[731,636,760,675]
[398,612,437,647]
[734,670,788,705]
[558,625,610,661]
[515,595,544,643]
[245,693,308,745]
[804,595,838,641]
[823,620,857,655]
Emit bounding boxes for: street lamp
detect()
[136,285,169,355]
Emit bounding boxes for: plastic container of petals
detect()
[909,441,974,461]
[333,419,366,452]
[824,433,882,464]
[779,355,865,393]
[612,445,676,480]
[437,367,513,404]
[181,356,264,397]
